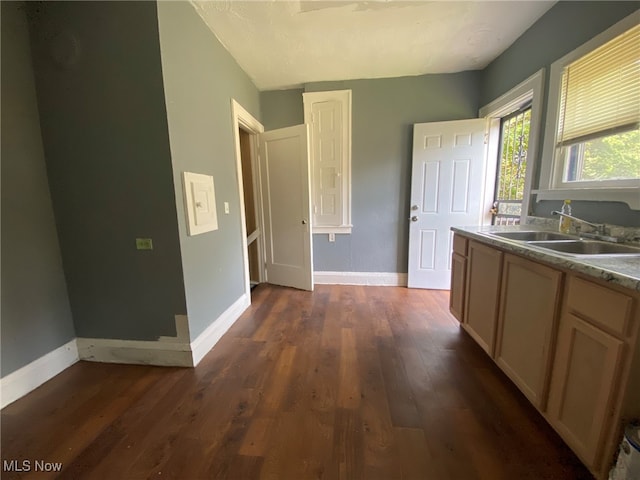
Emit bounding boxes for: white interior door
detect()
[408,119,487,289]
[259,124,314,291]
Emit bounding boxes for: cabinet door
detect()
[449,252,466,322]
[547,313,624,469]
[463,241,502,355]
[495,255,562,409]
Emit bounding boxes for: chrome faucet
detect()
[551,211,617,240]
[552,210,605,234]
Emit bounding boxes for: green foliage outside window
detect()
[497,109,531,201]
[580,129,640,181]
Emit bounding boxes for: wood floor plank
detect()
[332,408,364,480]
[337,328,360,409]
[1,284,593,480]
[376,336,422,428]
[394,426,438,480]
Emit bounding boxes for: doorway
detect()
[232,99,265,300]
[490,105,532,225]
[231,99,314,297]
[238,128,261,289]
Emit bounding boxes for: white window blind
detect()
[557,23,640,147]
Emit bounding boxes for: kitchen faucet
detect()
[551,211,620,241]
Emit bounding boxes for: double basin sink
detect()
[485,230,640,257]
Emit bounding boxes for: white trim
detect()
[190,293,250,366]
[539,11,640,209]
[481,117,500,226]
[313,225,353,235]
[532,187,640,206]
[1,339,79,409]
[77,337,193,367]
[76,314,194,367]
[314,271,407,286]
[159,314,190,343]
[247,228,260,246]
[231,99,266,296]
[479,69,545,223]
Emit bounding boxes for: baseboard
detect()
[1,339,79,409]
[313,271,408,286]
[190,293,250,366]
[1,300,249,409]
[76,337,193,367]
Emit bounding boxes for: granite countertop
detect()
[452,224,640,292]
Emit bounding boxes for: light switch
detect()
[224,202,230,214]
[136,238,153,250]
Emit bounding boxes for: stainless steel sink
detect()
[529,240,640,256]
[490,231,577,242]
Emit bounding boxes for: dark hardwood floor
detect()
[1,284,593,479]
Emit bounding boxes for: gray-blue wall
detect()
[261,88,305,130]
[481,1,640,226]
[157,2,262,340]
[262,73,480,273]
[1,2,76,376]
[27,1,187,340]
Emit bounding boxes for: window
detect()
[537,12,640,208]
[303,90,352,234]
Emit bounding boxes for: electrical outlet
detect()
[329,233,336,242]
[136,238,153,250]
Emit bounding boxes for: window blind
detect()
[557,23,640,147]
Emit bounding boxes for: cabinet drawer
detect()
[566,276,633,337]
[452,234,468,256]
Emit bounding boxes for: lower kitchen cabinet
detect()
[449,234,468,322]
[449,252,466,322]
[546,277,630,473]
[463,240,502,355]
[495,254,562,409]
[547,313,624,470]
[451,233,640,480]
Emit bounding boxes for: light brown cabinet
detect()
[546,275,634,474]
[449,235,468,322]
[495,254,563,410]
[547,313,624,470]
[462,240,502,356]
[452,233,640,479]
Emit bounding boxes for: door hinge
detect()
[484,133,489,144]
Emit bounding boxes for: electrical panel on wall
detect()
[183,172,218,236]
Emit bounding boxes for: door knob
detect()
[410,216,418,222]
[411,205,419,211]
[301,219,308,225]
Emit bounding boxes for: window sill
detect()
[533,187,640,209]
[313,225,352,235]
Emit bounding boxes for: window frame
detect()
[536,11,640,209]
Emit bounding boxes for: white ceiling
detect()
[190,1,555,91]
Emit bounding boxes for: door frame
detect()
[478,69,545,224]
[231,99,265,300]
